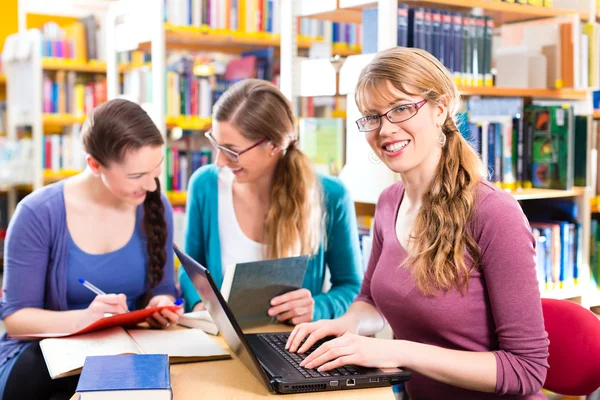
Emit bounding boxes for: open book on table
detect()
[40,327,231,379]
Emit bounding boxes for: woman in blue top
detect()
[179,79,363,324]
[0,99,182,399]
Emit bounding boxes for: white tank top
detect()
[218,167,266,278]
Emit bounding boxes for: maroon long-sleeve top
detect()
[356,180,549,399]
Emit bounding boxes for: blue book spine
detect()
[431,9,442,60]
[488,123,495,180]
[451,13,463,80]
[397,4,409,47]
[494,122,503,183]
[266,0,273,33]
[440,11,452,70]
[423,9,432,52]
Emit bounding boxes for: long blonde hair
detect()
[212,79,323,259]
[356,47,484,295]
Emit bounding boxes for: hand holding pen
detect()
[79,278,130,319]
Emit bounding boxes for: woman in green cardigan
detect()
[179,79,363,324]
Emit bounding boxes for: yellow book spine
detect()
[75,84,85,116]
[239,0,246,33]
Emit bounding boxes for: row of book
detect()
[43,72,107,116]
[524,199,582,293]
[40,17,101,61]
[163,0,283,36]
[165,146,213,192]
[41,126,86,173]
[363,5,493,87]
[300,20,361,50]
[464,98,587,191]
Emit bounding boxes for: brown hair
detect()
[356,47,484,295]
[82,98,167,307]
[213,79,322,258]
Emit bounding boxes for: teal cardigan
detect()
[178,164,363,320]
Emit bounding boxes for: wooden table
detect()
[72,324,396,399]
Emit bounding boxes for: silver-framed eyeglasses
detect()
[355,99,428,132]
[204,130,268,163]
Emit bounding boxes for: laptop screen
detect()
[174,245,273,390]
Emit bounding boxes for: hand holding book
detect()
[145,295,184,329]
[268,288,315,325]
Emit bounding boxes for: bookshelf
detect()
[144,25,321,54]
[305,0,592,25]
[299,0,599,309]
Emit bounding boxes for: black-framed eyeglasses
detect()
[205,130,268,163]
[355,99,428,132]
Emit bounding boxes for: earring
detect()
[437,131,447,147]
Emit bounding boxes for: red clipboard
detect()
[10,305,179,339]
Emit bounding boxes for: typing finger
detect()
[271,289,311,306]
[297,327,333,354]
[303,345,352,370]
[289,324,321,353]
[316,355,355,372]
[300,335,348,365]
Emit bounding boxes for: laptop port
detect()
[346,379,355,386]
[329,381,339,387]
[369,378,379,383]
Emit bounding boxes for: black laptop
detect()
[174,245,411,394]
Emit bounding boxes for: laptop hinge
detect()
[258,358,283,380]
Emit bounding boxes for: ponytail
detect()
[405,115,483,295]
[264,143,323,259]
[138,177,167,308]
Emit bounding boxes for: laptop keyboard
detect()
[259,333,361,379]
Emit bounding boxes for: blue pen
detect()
[174,298,184,306]
[78,278,130,312]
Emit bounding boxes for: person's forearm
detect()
[4,308,87,335]
[343,301,386,337]
[398,340,497,393]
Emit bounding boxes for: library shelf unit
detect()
[301,0,593,25]
[299,0,599,308]
[141,24,323,54]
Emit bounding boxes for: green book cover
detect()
[528,105,574,190]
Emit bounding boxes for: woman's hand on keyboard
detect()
[286,316,360,354]
[299,334,402,372]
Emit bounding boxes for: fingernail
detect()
[317,367,323,372]
[174,298,184,306]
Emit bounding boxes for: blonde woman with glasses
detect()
[179,79,363,325]
[286,47,549,399]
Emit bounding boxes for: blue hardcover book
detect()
[397,4,409,47]
[76,354,172,400]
